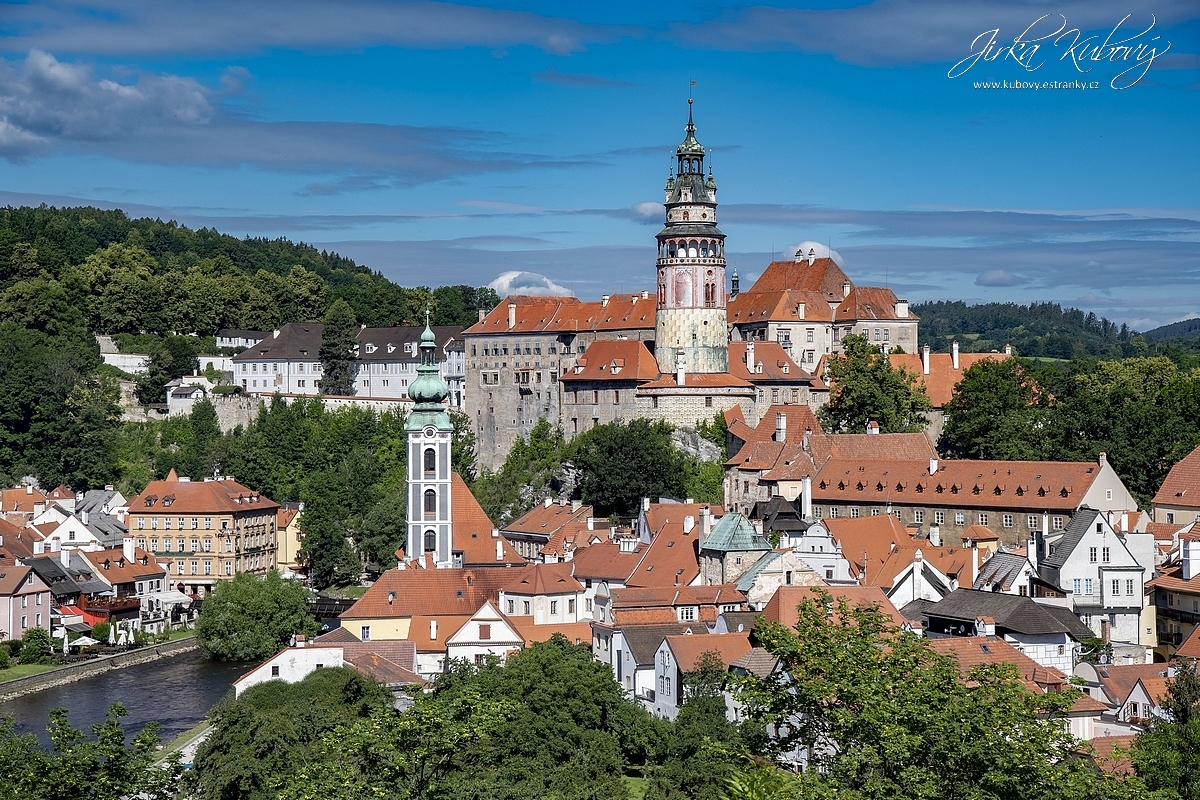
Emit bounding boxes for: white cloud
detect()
[632,201,661,220]
[789,240,845,265]
[975,269,1027,287]
[488,271,576,298]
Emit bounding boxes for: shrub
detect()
[91,622,111,643]
[19,628,52,664]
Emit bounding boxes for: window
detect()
[271,665,280,677]
[190,560,198,575]
[1085,578,1093,595]
[870,508,880,517]
[138,517,145,530]
[705,396,713,407]
[978,513,988,526]
[424,530,436,553]
[1089,547,1098,563]
[1102,547,1110,563]
[1127,579,1135,595]
[585,598,593,612]
[1112,579,1121,596]
[849,507,860,518]
[1028,516,1039,530]
[506,599,514,614]
[479,624,491,640]
[550,600,559,615]
[1106,489,1113,501]
[1053,516,1064,531]
[935,511,945,525]
[474,654,486,666]
[913,510,924,524]
[424,447,436,475]
[205,518,212,529]
[661,650,671,668]
[955,512,965,525]
[225,562,233,575]
[1074,578,1082,594]
[21,616,27,629]
[361,626,371,641]
[829,507,839,518]
[1002,514,1013,528]
[424,489,437,518]
[523,601,531,615]
[568,598,576,615]
[679,606,696,621]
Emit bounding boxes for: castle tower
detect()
[654,99,728,375]
[404,318,455,567]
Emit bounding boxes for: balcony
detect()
[82,597,141,614]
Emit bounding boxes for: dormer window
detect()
[365,343,377,354]
[387,343,396,353]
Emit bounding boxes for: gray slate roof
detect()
[27,556,82,597]
[702,512,772,554]
[719,611,761,634]
[753,497,811,534]
[622,624,706,666]
[1041,507,1101,569]
[925,588,1093,639]
[974,550,1030,591]
[899,597,936,622]
[730,647,779,678]
[233,323,323,362]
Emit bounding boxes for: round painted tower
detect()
[654,99,728,375]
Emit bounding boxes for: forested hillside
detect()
[914,301,1138,359]
[1145,316,1200,341]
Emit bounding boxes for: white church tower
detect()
[404,318,457,567]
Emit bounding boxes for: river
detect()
[0,650,252,747]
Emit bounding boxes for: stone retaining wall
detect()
[0,637,200,701]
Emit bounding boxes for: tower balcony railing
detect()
[655,256,726,267]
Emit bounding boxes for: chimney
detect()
[34,540,44,555]
[802,428,810,452]
[775,412,787,443]
[675,347,686,386]
[1098,452,1107,466]
[842,281,851,299]
[699,507,712,537]
[507,302,517,330]
[641,497,650,512]
[49,538,60,552]
[430,619,438,640]
[273,328,280,339]
[587,517,595,531]
[745,340,755,369]
[951,340,960,370]
[619,537,637,553]
[60,546,71,568]
[929,457,938,475]
[802,476,813,520]
[544,497,553,508]
[796,302,805,320]
[929,525,941,547]
[25,485,32,495]
[123,536,135,562]
[642,290,649,300]
[1004,343,1012,356]
[683,515,695,534]
[496,540,504,561]
[572,499,582,512]
[81,510,89,526]
[807,248,816,266]
[296,634,306,648]
[895,300,908,318]
[477,308,487,322]
[922,344,931,375]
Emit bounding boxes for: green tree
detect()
[18,628,52,664]
[187,667,391,800]
[1131,660,1200,800]
[817,334,932,434]
[318,298,358,396]
[195,571,316,661]
[574,419,686,517]
[0,704,181,800]
[135,336,201,405]
[356,493,406,571]
[298,504,361,591]
[942,358,1053,459]
[449,409,478,483]
[472,418,571,525]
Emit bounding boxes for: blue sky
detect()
[1,0,1197,329]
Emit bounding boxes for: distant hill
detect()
[1144,316,1200,341]
[913,301,1133,359]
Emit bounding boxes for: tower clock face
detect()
[423,426,437,438]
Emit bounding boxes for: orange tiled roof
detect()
[540,517,599,559]
[1146,564,1200,595]
[1093,663,1173,707]
[127,472,279,516]
[569,542,645,581]
[1177,623,1200,659]
[341,567,512,619]
[1087,735,1136,775]
[448,474,525,566]
[664,631,753,670]
[834,286,916,323]
[504,501,592,537]
[0,564,36,595]
[812,457,1104,511]
[925,636,1066,688]
[277,507,300,529]
[727,342,811,384]
[610,584,745,609]
[627,504,723,588]
[964,524,999,541]
[508,617,593,647]
[561,339,660,382]
[81,547,167,582]
[638,373,754,390]
[1,486,47,514]
[1135,676,1172,706]
[406,614,473,651]
[761,585,908,629]
[728,289,835,325]
[500,562,584,595]
[888,352,1009,408]
[1155,444,1200,509]
[745,258,850,297]
[465,293,657,336]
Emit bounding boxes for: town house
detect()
[1153,443,1200,526]
[0,564,51,640]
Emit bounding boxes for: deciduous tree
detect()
[195,571,316,661]
[318,298,358,396]
[817,335,932,434]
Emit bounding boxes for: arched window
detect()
[658,282,667,306]
[668,241,677,257]
[424,489,436,518]
[424,530,436,553]
[423,447,436,476]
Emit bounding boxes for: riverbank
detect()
[0,636,200,701]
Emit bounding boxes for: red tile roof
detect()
[627,504,723,588]
[812,457,1104,511]
[834,286,916,323]
[406,614,473,652]
[448,474,525,567]
[638,373,754,390]
[508,617,593,647]
[745,258,850,297]
[568,542,645,582]
[761,585,908,629]
[561,340,661,382]
[500,562,584,595]
[1176,622,1200,659]
[0,564,37,595]
[925,636,1066,691]
[1155,443,1200,510]
[728,289,836,325]
[504,501,591,537]
[610,585,745,609]
[1093,663,1173,707]
[664,631,753,670]
[1146,564,1200,595]
[0,486,47,514]
[81,547,167,583]
[127,473,279,516]
[341,567,512,619]
[465,293,657,336]
[727,342,811,384]
[1087,735,1136,775]
[888,352,1009,408]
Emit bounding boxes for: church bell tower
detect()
[654,98,728,375]
[404,319,455,568]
